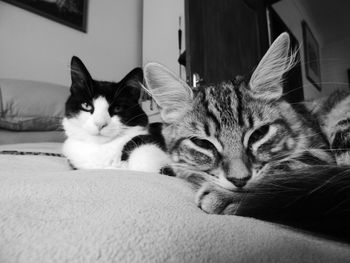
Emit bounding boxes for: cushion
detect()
[1,143,350,262]
[0,79,69,131]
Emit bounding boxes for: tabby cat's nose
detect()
[227,176,250,188]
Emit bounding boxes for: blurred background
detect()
[0,0,349,111]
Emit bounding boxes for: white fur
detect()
[62,96,168,172]
[63,97,124,144]
[62,126,148,169]
[128,144,171,173]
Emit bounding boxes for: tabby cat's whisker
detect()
[124,113,149,125]
[303,82,350,88]
[282,86,304,97]
[296,133,327,139]
[325,197,350,215]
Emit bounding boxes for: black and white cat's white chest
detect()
[62,56,170,172]
[63,107,149,169]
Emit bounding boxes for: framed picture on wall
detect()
[302,21,321,91]
[1,0,88,33]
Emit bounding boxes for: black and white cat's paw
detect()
[195,183,239,215]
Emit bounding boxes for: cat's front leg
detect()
[196,183,242,215]
[108,160,128,169]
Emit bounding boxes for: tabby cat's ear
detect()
[118,67,144,102]
[70,56,93,95]
[143,63,193,123]
[249,33,294,100]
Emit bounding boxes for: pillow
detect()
[0,79,70,131]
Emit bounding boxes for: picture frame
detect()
[302,21,321,91]
[1,0,88,33]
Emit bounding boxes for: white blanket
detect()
[0,143,350,263]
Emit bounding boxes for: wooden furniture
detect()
[185,0,280,86]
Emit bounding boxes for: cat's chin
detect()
[68,132,115,144]
[215,179,237,191]
[88,134,116,144]
[86,129,127,144]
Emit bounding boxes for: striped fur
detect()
[144,33,350,241]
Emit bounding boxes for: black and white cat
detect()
[62,56,170,172]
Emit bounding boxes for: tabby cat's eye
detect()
[81,102,93,112]
[249,124,270,144]
[190,137,217,151]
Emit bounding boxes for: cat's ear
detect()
[70,56,93,95]
[119,67,144,101]
[143,63,193,123]
[249,33,295,100]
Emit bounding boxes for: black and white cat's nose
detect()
[95,122,108,130]
[227,176,251,188]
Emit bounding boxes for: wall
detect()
[0,0,142,86]
[142,0,185,79]
[272,0,323,99]
[142,0,185,122]
[321,37,350,94]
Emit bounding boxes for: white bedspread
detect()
[0,143,350,263]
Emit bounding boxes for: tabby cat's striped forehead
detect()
[193,80,261,128]
[196,82,241,124]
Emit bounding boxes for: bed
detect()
[1,142,350,262]
[1,80,350,262]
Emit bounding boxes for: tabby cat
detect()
[62,56,169,172]
[144,33,350,240]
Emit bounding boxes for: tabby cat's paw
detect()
[195,183,238,215]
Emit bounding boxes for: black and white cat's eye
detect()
[81,102,93,112]
[112,105,123,114]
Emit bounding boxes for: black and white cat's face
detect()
[63,56,147,143]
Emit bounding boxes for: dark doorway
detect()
[268,7,304,103]
[184,0,302,102]
[185,0,270,86]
